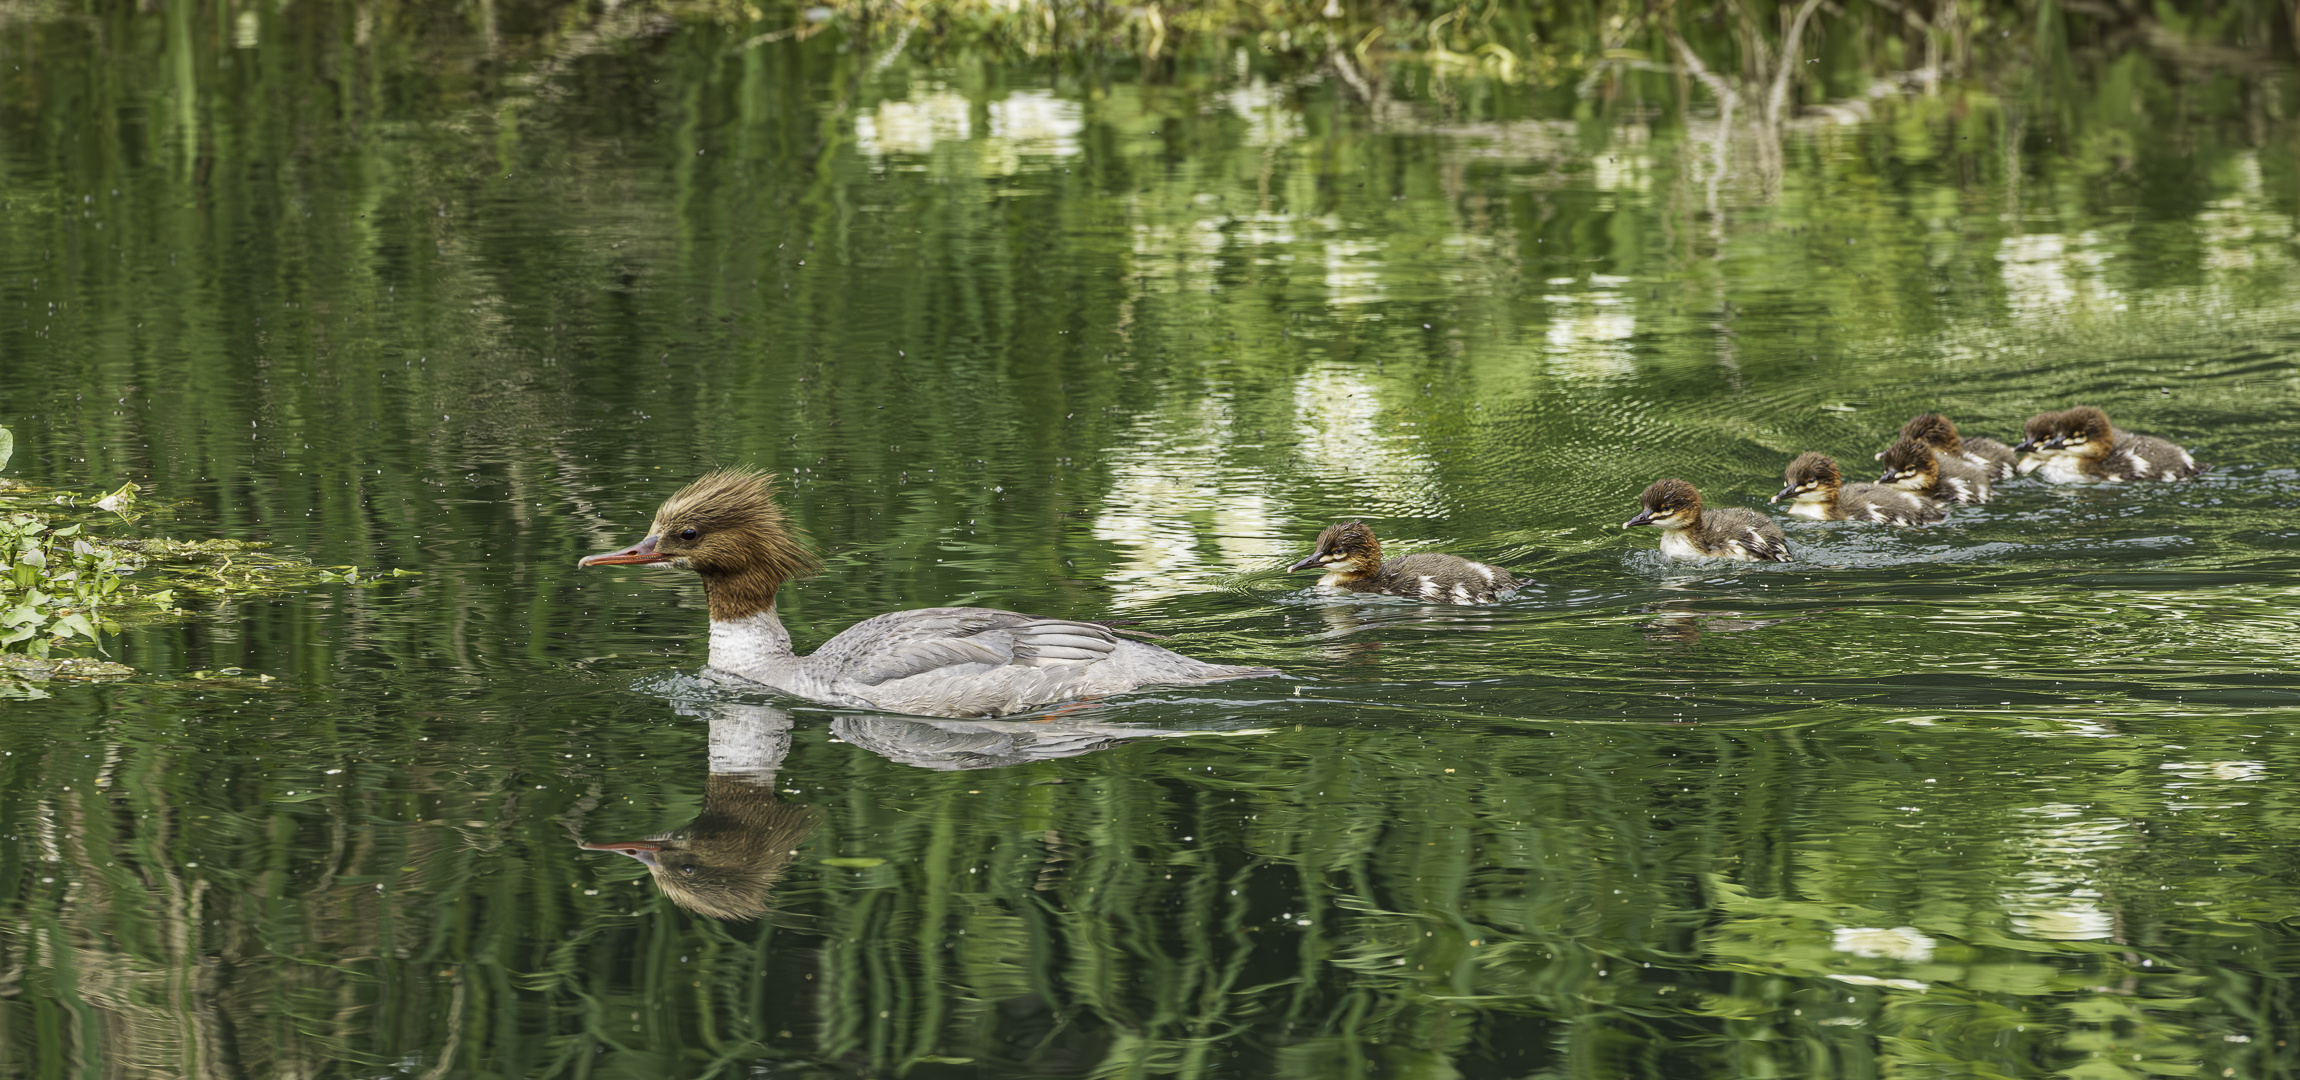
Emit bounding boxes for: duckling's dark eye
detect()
[681,527,699,540]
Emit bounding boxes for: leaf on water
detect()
[94,481,140,513]
[819,857,886,868]
[0,426,11,472]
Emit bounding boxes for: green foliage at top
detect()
[783,0,2294,104]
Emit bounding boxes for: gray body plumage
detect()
[708,606,1274,719]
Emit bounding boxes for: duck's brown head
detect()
[1876,438,1940,489]
[580,469,822,620]
[2014,410,2066,453]
[1624,478,1703,530]
[1774,452,1841,504]
[1896,413,1963,455]
[2053,406,2115,457]
[1289,520,1383,577]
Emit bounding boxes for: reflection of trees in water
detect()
[3,702,2291,1078]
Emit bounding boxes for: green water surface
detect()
[3,9,2299,1078]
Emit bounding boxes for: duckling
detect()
[1287,520,1520,605]
[1773,452,1947,524]
[2041,405,2204,482]
[1888,413,2017,481]
[1623,479,1792,562]
[2012,409,2072,477]
[1877,438,1991,504]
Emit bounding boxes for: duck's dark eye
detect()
[681,527,699,540]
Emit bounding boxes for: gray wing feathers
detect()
[796,607,1265,717]
[821,609,1118,688]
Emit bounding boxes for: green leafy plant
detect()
[0,514,127,655]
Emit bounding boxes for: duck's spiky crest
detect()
[651,468,822,621]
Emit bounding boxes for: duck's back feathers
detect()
[1701,507,1793,562]
[1922,451,1993,504]
[1840,483,1947,525]
[793,607,1274,717]
[1961,437,2019,481]
[1375,552,1522,605]
[2099,433,2206,481]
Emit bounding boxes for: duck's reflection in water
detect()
[580,704,820,921]
[580,703,1228,918]
[1636,599,1810,646]
[830,713,1200,770]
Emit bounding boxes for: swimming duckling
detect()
[2040,405,2204,483]
[1623,479,1792,562]
[1773,452,1947,524]
[2012,410,2073,476]
[1287,521,1521,605]
[1887,413,2017,481]
[1877,438,1992,504]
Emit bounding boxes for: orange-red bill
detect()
[579,535,666,567]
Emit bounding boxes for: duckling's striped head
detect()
[2015,409,2066,453]
[1625,478,1703,529]
[1876,438,1939,488]
[1289,520,1383,574]
[1774,452,1841,504]
[2055,406,2114,453]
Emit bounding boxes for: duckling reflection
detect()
[1636,599,1811,645]
[579,703,820,921]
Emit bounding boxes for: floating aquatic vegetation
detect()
[0,425,417,687]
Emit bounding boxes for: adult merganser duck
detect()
[1622,478,1792,562]
[580,469,1277,718]
[1876,438,1991,504]
[1886,413,2017,482]
[1286,520,1520,605]
[1773,452,1947,524]
[2032,405,2204,483]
